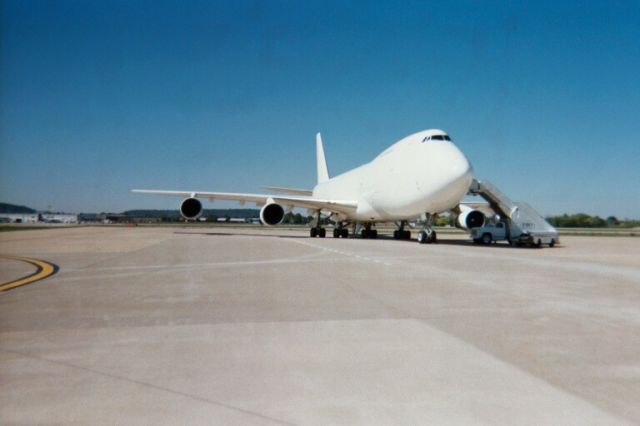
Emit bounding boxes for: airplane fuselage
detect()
[312,130,473,221]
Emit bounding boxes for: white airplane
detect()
[133,129,487,243]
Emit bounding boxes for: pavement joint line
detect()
[1,348,297,426]
[290,239,393,266]
[64,253,327,274]
[0,255,59,292]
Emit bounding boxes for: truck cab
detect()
[471,221,507,245]
[471,219,558,247]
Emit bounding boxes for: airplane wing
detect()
[131,189,358,214]
[260,186,313,196]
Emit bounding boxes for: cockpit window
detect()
[422,134,452,143]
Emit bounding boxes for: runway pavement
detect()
[1,226,639,425]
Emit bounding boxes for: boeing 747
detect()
[133,129,488,243]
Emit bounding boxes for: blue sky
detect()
[1,0,639,217]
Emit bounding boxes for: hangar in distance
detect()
[133,129,557,245]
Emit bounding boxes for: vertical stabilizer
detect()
[316,132,330,183]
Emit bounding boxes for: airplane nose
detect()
[450,150,474,190]
[452,149,473,180]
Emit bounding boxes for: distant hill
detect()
[0,202,37,214]
[123,209,260,219]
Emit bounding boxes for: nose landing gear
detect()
[417,229,437,244]
[417,214,437,244]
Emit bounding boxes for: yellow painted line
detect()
[0,255,58,292]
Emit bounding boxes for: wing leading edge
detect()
[131,189,357,214]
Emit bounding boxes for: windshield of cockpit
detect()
[422,134,452,142]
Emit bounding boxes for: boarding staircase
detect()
[468,179,558,235]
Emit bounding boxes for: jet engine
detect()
[260,203,285,226]
[180,197,203,220]
[456,207,485,229]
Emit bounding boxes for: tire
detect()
[430,230,437,243]
[404,230,411,239]
[481,233,492,245]
[341,229,349,238]
[418,230,427,244]
[319,228,326,238]
[333,228,339,238]
[535,239,542,248]
[549,239,555,248]
[360,229,368,239]
[393,230,399,239]
[371,230,378,239]
[310,228,317,238]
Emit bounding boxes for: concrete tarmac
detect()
[1,226,639,425]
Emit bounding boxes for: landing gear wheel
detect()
[371,230,378,239]
[310,228,317,238]
[418,229,436,244]
[403,230,411,239]
[393,230,399,239]
[319,228,326,238]
[341,229,349,238]
[418,230,427,244]
[333,228,340,238]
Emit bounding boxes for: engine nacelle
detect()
[180,197,203,220]
[456,208,485,229]
[260,203,285,226]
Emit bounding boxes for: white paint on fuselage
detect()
[313,129,473,221]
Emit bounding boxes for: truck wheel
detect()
[481,233,492,245]
[549,239,555,248]
[535,239,542,248]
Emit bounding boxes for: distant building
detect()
[216,217,250,223]
[78,213,100,223]
[41,213,78,224]
[0,213,39,223]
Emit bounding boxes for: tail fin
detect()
[316,132,330,183]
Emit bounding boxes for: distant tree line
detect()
[0,203,36,214]
[545,214,640,228]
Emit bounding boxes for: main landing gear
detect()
[310,227,326,238]
[417,213,437,244]
[359,222,378,239]
[393,221,411,240]
[309,210,326,238]
[333,225,349,238]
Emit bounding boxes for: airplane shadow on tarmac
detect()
[173,231,535,248]
[174,231,309,239]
